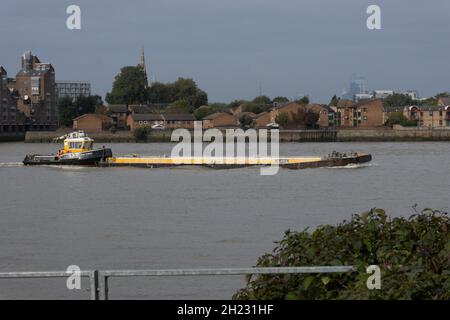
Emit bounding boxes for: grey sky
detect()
[1,0,449,103]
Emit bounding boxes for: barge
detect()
[23,131,372,169]
[99,152,372,169]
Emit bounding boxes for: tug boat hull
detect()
[23,148,112,166]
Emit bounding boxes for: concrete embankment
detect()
[0,133,26,142]
[23,127,450,143]
[337,128,450,142]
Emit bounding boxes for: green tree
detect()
[295,95,310,104]
[106,66,148,105]
[74,95,103,115]
[272,96,290,105]
[57,96,76,127]
[228,100,244,109]
[170,78,208,109]
[329,94,339,106]
[134,127,149,142]
[435,92,450,98]
[239,114,254,129]
[194,105,215,120]
[147,82,172,104]
[146,77,208,109]
[383,93,415,108]
[252,95,272,106]
[275,112,289,128]
[234,208,450,300]
[58,95,104,127]
[304,110,319,128]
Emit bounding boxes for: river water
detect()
[0,142,449,299]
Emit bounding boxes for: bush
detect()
[134,127,149,141]
[400,119,419,127]
[234,209,450,300]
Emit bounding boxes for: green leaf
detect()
[321,276,330,286]
[303,276,315,290]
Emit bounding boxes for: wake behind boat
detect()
[23,131,112,166]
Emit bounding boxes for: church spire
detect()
[139,47,149,88]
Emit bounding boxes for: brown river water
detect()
[0,141,449,299]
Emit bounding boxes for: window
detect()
[31,77,40,95]
[69,142,82,149]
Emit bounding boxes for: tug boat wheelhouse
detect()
[23,131,112,166]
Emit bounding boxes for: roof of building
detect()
[107,105,128,113]
[162,114,195,121]
[337,99,382,109]
[236,112,257,119]
[131,113,164,121]
[438,97,450,106]
[273,101,302,110]
[337,99,355,108]
[254,111,269,118]
[383,105,405,113]
[129,105,152,114]
[203,112,234,120]
[73,114,111,121]
[409,105,446,111]
[307,104,333,113]
[354,99,382,108]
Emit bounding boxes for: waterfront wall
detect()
[24,127,450,143]
[336,127,450,142]
[0,132,26,142]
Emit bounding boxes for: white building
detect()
[373,90,394,99]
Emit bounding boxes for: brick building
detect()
[73,114,112,132]
[0,66,24,134]
[306,104,335,128]
[335,99,384,128]
[107,105,128,129]
[163,114,196,129]
[14,51,57,128]
[404,105,450,128]
[202,112,237,129]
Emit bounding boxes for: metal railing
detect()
[0,266,355,300]
[0,270,99,300]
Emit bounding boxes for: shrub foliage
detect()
[234,209,450,300]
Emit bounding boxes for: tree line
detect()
[105,66,208,113]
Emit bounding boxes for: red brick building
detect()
[14,51,57,127]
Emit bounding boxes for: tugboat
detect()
[23,131,112,166]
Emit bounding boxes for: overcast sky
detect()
[1,0,449,103]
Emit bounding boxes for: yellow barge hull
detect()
[99,153,372,169]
